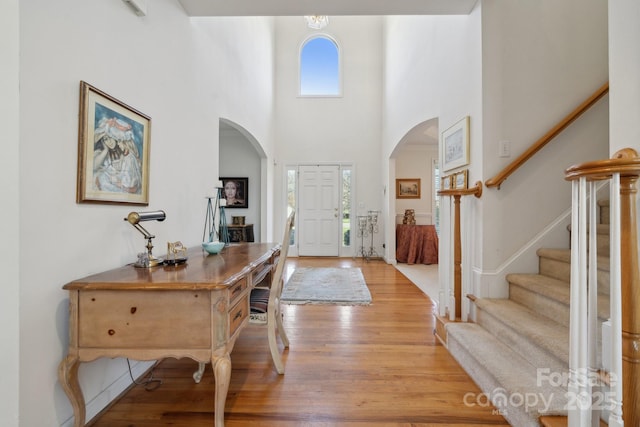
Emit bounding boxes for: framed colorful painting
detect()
[76,81,151,205]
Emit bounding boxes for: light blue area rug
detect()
[281,267,372,305]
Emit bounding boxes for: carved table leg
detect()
[58,355,85,427]
[212,354,231,427]
[193,362,206,383]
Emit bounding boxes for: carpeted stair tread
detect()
[595,223,610,235]
[537,248,572,263]
[474,298,569,367]
[537,248,610,272]
[566,223,611,253]
[446,322,567,426]
[537,248,611,295]
[566,223,610,235]
[599,199,610,225]
[444,196,614,425]
[508,273,610,321]
[507,273,570,305]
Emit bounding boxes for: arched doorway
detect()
[219,118,267,242]
[388,118,441,303]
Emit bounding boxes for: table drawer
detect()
[229,295,248,337]
[228,277,248,306]
[78,290,211,348]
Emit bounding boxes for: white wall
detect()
[382,13,482,163]
[0,0,20,425]
[274,16,384,254]
[609,0,640,157]
[609,0,640,257]
[17,1,275,425]
[220,130,262,239]
[478,0,608,297]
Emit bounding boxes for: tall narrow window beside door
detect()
[286,168,296,246]
[342,168,352,247]
[300,36,341,96]
[433,159,440,235]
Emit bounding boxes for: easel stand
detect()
[202,188,229,246]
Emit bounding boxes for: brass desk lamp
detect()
[124,210,166,267]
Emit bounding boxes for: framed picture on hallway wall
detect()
[442,116,470,172]
[220,177,249,208]
[76,81,151,205]
[396,178,421,199]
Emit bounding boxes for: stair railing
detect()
[564,148,640,427]
[486,82,609,190]
[437,181,483,321]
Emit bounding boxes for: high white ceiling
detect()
[177,0,478,16]
[202,1,468,148]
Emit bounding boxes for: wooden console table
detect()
[396,224,439,265]
[58,242,279,427]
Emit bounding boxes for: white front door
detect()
[298,165,340,256]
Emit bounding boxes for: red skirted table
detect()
[396,224,439,264]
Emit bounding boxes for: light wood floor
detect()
[89,257,508,426]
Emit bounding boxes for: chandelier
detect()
[304,15,329,30]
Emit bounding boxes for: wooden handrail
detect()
[565,147,640,181]
[486,82,609,189]
[437,181,483,198]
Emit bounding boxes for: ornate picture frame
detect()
[220,177,249,208]
[441,174,452,190]
[396,178,421,199]
[442,116,470,172]
[76,81,151,205]
[454,169,469,189]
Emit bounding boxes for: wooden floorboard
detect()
[89,257,509,426]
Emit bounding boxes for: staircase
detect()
[444,201,611,426]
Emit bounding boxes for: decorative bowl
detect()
[202,241,225,254]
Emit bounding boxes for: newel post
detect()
[453,194,462,320]
[620,171,640,426]
[437,181,482,321]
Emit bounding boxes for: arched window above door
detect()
[299,35,341,97]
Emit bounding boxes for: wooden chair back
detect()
[266,210,295,374]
